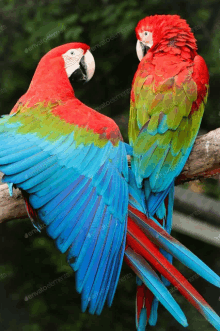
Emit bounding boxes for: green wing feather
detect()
[129,68,208,192]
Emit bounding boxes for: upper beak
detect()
[80,50,95,83]
[67,50,95,88]
[136,40,150,61]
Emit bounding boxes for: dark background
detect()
[0,0,220,330]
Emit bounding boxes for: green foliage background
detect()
[0,0,220,330]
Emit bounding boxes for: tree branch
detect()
[0,182,27,224]
[1,128,220,224]
[175,128,220,184]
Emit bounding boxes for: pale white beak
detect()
[136,40,144,61]
[84,50,95,82]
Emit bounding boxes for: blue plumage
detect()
[56,187,96,253]
[19,163,60,191]
[0,114,129,315]
[148,298,159,326]
[107,226,127,307]
[138,309,147,331]
[27,167,73,194]
[125,247,188,327]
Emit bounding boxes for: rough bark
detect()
[175,128,220,184]
[0,128,220,223]
[0,182,26,223]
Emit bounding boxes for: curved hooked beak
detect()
[136,40,150,61]
[69,50,95,87]
[82,50,95,82]
[78,50,95,83]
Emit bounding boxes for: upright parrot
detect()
[0,39,220,331]
[127,14,220,330]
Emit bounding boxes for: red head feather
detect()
[12,43,90,111]
[135,15,197,56]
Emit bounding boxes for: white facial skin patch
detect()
[62,48,95,82]
[136,31,153,61]
[139,31,153,48]
[62,48,84,78]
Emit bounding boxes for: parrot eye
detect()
[144,32,148,36]
[70,51,75,55]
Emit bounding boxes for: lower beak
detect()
[140,42,150,57]
[136,40,150,61]
[68,66,86,89]
[79,56,87,82]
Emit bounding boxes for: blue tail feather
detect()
[125,247,188,327]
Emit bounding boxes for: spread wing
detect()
[0,101,129,314]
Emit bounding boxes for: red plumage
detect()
[128,14,212,328]
[11,43,89,111]
[10,43,122,143]
[127,213,212,313]
[134,15,209,116]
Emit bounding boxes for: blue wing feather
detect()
[19,163,60,191]
[0,113,128,314]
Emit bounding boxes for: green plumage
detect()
[1,102,111,148]
[129,71,208,191]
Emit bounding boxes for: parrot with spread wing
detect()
[127,14,220,330]
[0,38,220,331]
[0,42,130,313]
